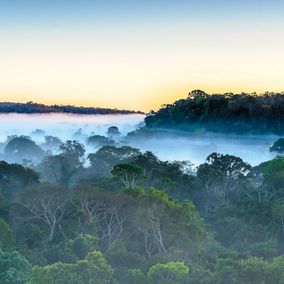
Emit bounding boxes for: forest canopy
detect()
[0,101,143,115]
[0,131,284,283]
[145,90,284,134]
[1,105,284,283]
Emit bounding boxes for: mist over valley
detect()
[0,112,278,167]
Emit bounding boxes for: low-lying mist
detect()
[127,131,278,166]
[0,113,278,167]
[0,113,143,142]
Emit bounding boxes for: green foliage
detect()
[188,266,214,284]
[16,183,69,242]
[214,257,267,284]
[145,90,284,134]
[111,163,143,189]
[87,135,115,147]
[59,140,85,167]
[147,187,177,207]
[238,257,267,284]
[69,234,99,260]
[214,258,239,284]
[42,234,98,264]
[262,157,284,193]
[105,241,147,272]
[266,256,284,284]
[30,251,113,284]
[88,146,141,176]
[195,153,251,216]
[132,151,194,200]
[0,160,39,200]
[123,186,145,197]
[126,268,147,284]
[0,250,32,284]
[39,155,75,186]
[206,152,251,177]
[147,261,190,284]
[3,132,284,284]
[270,138,284,154]
[4,136,44,164]
[0,218,13,250]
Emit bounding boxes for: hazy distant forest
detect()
[2,91,284,283]
[0,101,141,115]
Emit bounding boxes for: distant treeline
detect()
[145,90,284,134]
[0,101,143,115]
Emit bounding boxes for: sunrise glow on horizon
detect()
[0,0,284,112]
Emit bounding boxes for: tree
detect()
[266,256,284,284]
[214,258,239,284]
[238,257,266,284]
[0,250,32,284]
[214,257,267,284]
[87,135,114,148]
[270,138,284,154]
[88,146,140,176]
[107,126,121,139]
[125,189,206,259]
[196,153,251,208]
[0,218,13,250]
[39,155,76,186]
[246,168,270,204]
[74,184,132,249]
[147,262,190,284]
[31,129,45,136]
[59,140,85,167]
[40,135,63,152]
[111,163,143,189]
[188,265,214,284]
[0,161,39,200]
[206,152,251,178]
[74,251,113,283]
[196,163,222,215]
[132,152,194,200]
[144,90,284,134]
[17,183,69,241]
[30,251,113,284]
[126,268,147,284]
[133,151,160,174]
[272,202,284,234]
[4,136,44,164]
[133,193,169,258]
[261,157,284,198]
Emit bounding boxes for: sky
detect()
[0,0,284,112]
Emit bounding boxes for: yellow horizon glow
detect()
[0,22,283,112]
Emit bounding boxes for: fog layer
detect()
[0,113,278,166]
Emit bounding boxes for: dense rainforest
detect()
[1,130,284,283]
[145,90,284,134]
[0,102,142,115]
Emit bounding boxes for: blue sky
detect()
[0,0,283,111]
[1,0,282,28]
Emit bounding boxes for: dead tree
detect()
[18,184,68,241]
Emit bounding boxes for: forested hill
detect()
[145,90,284,134]
[0,101,143,115]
